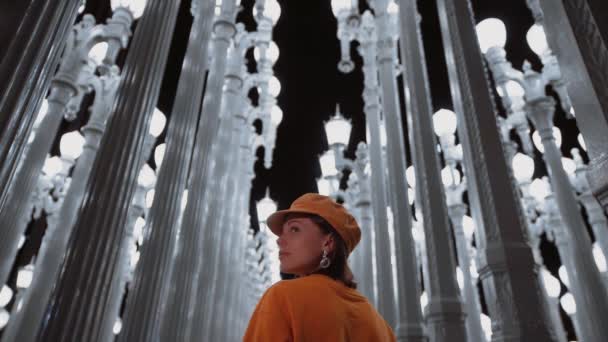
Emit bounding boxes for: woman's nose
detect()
[276,236,285,248]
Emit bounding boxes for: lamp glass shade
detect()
[408,188,415,205]
[111,0,147,18]
[60,131,85,159]
[593,243,607,272]
[134,217,146,245]
[529,178,549,202]
[130,250,140,268]
[541,268,561,298]
[271,106,283,125]
[577,133,586,151]
[331,0,351,17]
[532,127,562,153]
[0,285,13,307]
[441,166,461,186]
[406,166,416,188]
[526,24,549,56]
[254,41,280,63]
[475,18,507,53]
[257,195,277,222]
[89,42,108,65]
[16,264,34,289]
[319,150,338,177]
[154,143,166,167]
[462,215,476,239]
[138,164,156,188]
[325,111,351,146]
[558,265,570,287]
[560,293,576,314]
[268,76,281,97]
[433,109,458,136]
[511,153,535,182]
[149,108,166,137]
[43,156,63,176]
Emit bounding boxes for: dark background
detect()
[4,0,604,339]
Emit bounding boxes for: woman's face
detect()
[276,215,333,276]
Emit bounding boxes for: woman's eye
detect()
[290,226,299,232]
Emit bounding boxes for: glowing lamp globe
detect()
[268,76,281,97]
[558,265,570,287]
[0,285,13,307]
[526,24,549,56]
[462,215,476,239]
[560,293,576,315]
[504,80,525,98]
[154,143,166,167]
[138,164,156,188]
[408,188,415,205]
[89,42,108,65]
[254,41,280,64]
[561,157,576,176]
[577,133,586,151]
[325,107,351,146]
[113,319,123,335]
[406,166,416,189]
[149,108,166,138]
[319,150,338,177]
[511,153,535,182]
[433,109,458,136]
[420,291,428,313]
[532,127,562,153]
[475,18,507,53]
[146,189,155,209]
[387,1,399,15]
[257,194,277,223]
[111,0,147,19]
[541,269,561,298]
[0,309,8,330]
[331,0,351,17]
[133,216,146,245]
[456,267,464,290]
[43,156,63,177]
[60,131,85,159]
[317,178,331,196]
[529,178,550,203]
[441,167,461,186]
[480,314,492,341]
[264,0,282,23]
[16,264,34,289]
[271,106,283,126]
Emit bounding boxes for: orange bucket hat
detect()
[266,193,361,255]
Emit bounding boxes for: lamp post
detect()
[0,7,135,288]
[560,292,586,342]
[541,270,568,342]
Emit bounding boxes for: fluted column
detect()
[396,1,466,340]
[527,96,608,341]
[117,2,214,341]
[0,0,80,214]
[435,0,556,340]
[36,0,182,340]
[159,1,236,339]
[535,0,608,213]
[357,11,395,320]
[1,67,121,342]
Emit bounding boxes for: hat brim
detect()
[266,209,316,236]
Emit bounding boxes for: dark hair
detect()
[308,215,358,289]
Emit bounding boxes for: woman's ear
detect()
[322,235,336,253]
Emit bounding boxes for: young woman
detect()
[244,193,396,341]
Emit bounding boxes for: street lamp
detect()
[111,0,147,19]
[0,285,13,308]
[475,18,507,54]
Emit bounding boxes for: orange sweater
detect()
[243,274,396,342]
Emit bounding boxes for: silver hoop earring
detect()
[320,249,331,269]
